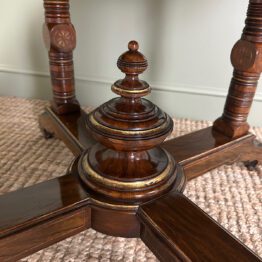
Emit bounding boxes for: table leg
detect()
[213,0,262,138]
[43,0,80,115]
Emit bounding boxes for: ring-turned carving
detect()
[43,0,80,114]
[78,41,185,204]
[213,1,262,138]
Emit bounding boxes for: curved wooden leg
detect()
[213,0,262,139]
[43,0,80,115]
[138,193,260,261]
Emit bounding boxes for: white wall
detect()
[0,0,261,126]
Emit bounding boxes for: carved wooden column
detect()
[43,0,80,115]
[213,0,262,138]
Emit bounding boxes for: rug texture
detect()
[0,96,261,261]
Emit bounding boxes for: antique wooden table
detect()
[0,0,262,261]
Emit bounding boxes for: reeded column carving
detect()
[213,0,262,138]
[43,0,80,114]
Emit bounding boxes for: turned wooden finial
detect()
[78,41,185,203]
[112,40,150,98]
[117,40,147,75]
[86,41,173,152]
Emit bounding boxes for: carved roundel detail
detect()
[50,24,76,52]
[231,40,257,71]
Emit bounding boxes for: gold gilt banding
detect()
[89,114,169,136]
[233,77,258,84]
[45,1,69,4]
[247,16,262,20]
[54,94,75,99]
[91,198,138,211]
[55,77,73,80]
[50,60,72,64]
[112,85,150,94]
[81,153,174,189]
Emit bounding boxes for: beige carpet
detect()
[0,96,261,261]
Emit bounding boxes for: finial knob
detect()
[113,41,150,98]
[128,40,139,51]
[87,40,173,151]
[117,40,148,76]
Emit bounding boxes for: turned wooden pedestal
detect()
[0,1,262,261]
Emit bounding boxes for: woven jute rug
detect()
[0,96,261,261]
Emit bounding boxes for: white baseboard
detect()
[1,65,261,126]
[1,65,262,101]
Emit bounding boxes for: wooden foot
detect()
[244,160,259,171]
[242,140,262,172]
[41,127,54,139]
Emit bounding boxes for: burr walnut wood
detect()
[43,0,80,114]
[213,0,262,138]
[139,193,261,262]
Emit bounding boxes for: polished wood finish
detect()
[1,174,260,261]
[163,127,262,180]
[91,207,140,238]
[0,173,91,261]
[78,41,186,203]
[0,173,89,236]
[39,107,95,155]
[139,193,261,262]
[0,208,89,262]
[1,172,260,261]
[213,0,262,138]
[39,109,262,180]
[1,0,261,260]
[43,0,80,114]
